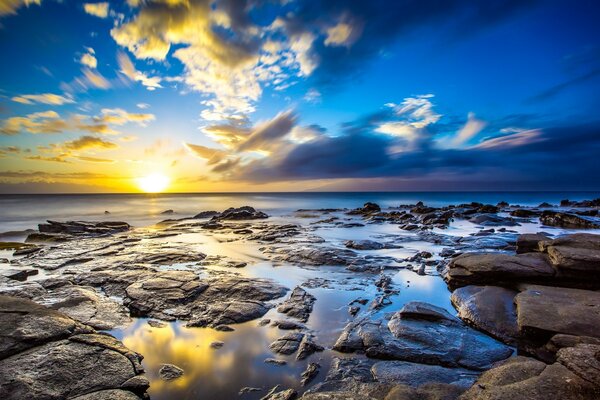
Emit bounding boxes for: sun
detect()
[137,173,171,193]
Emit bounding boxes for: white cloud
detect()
[80,52,97,69]
[12,93,74,105]
[0,0,41,16]
[117,51,162,91]
[452,112,487,146]
[83,2,109,18]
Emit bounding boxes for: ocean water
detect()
[0,191,598,233]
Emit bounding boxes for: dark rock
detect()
[516,233,549,254]
[334,302,512,370]
[193,210,220,218]
[371,360,479,388]
[272,320,305,330]
[210,341,224,349]
[261,386,297,400]
[214,206,268,221]
[0,268,38,281]
[451,286,519,345]
[264,358,287,366]
[161,209,174,215]
[269,332,304,355]
[540,211,600,229]
[347,202,381,215]
[38,220,131,236]
[301,363,320,386]
[515,285,600,341]
[296,334,324,360]
[344,240,385,250]
[240,387,263,395]
[510,209,540,218]
[277,287,316,322]
[159,363,184,380]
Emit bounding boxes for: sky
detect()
[0,0,599,193]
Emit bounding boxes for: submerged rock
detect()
[159,363,184,381]
[301,362,320,386]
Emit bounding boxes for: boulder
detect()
[451,285,519,345]
[334,302,512,370]
[515,285,600,341]
[159,363,184,381]
[269,332,304,355]
[345,240,385,250]
[516,233,549,254]
[540,211,600,229]
[371,361,479,388]
[213,206,268,221]
[444,252,555,289]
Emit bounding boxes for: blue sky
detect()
[0,0,599,192]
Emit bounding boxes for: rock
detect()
[261,386,297,400]
[161,209,174,215]
[239,387,263,395]
[0,296,146,400]
[25,232,71,243]
[347,202,381,215]
[515,285,600,341]
[72,389,143,399]
[510,209,540,218]
[468,214,518,227]
[297,334,324,360]
[264,358,287,365]
[214,206,268,221]
[383,383,466,400]
[301,363,321,386]
[451,285,519,344]
[38,220,131,236]
[334,302,512,370]
[272,320,305,330]
[516,233,549,254]
[277,286,316,322]
[556,344,600,385]
[193,210,220,218]
[540,211,600,229]
[147,319,166,328]
[210,341,224,349]
[371,361,479,388]
[444,252,555,289]
[345,240,385,250]
[541,234,600,280]
[269,247,359,267]
[188,300,271,327]
[0,268,38,281]
[159,363,184,381]
[459,350,600,399]
[269,332,304,355]
[215,324,235,331]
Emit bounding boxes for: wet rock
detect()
[147,319,166,328]
[270,332,304,355]
[371,361,479,388]
[72,389,143,400]
[38,220,131,236]
[515,284,600,340]
[444,252,554,289]
[261,386,297,400]
[301,363,320,386]
[510,208,540,218]
[460,348,600,399]
[248,224,303,241]
[334,302,512,370]
[25,232,71,243]
[161,209,174,215]
[272,320,305,330]
[36,284,131,330]
[347,202,381,216]
[540,210,600,229]
[269,247,358,266]
[348,306,359,316]
[214,206,268,221]
[345,240,385,250]
[468,214,518,227]
[264,358,287,366]
[193,210,220,219]
[451,285,519,345]
[159,363,184,381]
[0,296,146,400]
[0,268,38,281]
[215,324,235,331]
[240,387,263,395]
[210,341,224,349]
[189,300,271,327]
[297,334,324,360]
[540,233,600,279]
[383,383,466,400]
[516,233,549,254]
[277,286,316,322]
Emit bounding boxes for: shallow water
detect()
[2,192,600,399]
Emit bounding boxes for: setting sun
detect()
[137,173,170,193]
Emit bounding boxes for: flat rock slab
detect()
[451,285,519,344]
[445,252,555,289]
[270,332,305,355]
[459,345,600,399]
[0,295,147,400]
[371,361,479,388]
[334,301,512,370]
[515,284,600,340]
[277,286,316,322]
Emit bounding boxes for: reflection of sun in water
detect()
[137,173,170,193]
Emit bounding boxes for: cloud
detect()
[117,51,162,90]
[25,155,71,163]
[83,2,109,18]
[95,108,156,127]
[63,135,118,151]
[0,0,41,16]
[473,129,543,149]
[82,68,111,89]
[76,156,115,163]
[0,110,66,135]
[12,93,74,105]
[451,112,487,146]
[80,52,98,69]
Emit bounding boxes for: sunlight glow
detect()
[137,173,170,193]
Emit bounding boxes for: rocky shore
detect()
[1,200,599,399]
